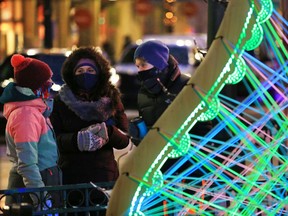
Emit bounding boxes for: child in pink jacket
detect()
[0,54,61,210]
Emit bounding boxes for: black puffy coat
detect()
[50,85,129,184]
[137,55,213,175]
[138,56,188,127]
[137,55,212,135]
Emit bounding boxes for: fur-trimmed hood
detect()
[60,47,121,109]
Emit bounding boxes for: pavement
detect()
[0,136,10,189]
[0,138,11,208]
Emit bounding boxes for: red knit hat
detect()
[11,54,53,91]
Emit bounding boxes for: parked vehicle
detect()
[114,34,207,109]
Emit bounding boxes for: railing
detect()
[0,182,114,216]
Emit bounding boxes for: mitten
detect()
[77,130,107,151]
[87,122,109,141]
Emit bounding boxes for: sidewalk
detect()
[0,141,11,207]
[0,140,10,190]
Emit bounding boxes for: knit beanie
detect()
[134,40,169,70]
[73,58,99,74]
[11,54,53,91]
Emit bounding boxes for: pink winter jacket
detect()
[3,98,58,189]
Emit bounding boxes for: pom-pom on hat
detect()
[11,54,53,91]
[134,40,169,70]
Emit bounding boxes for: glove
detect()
[77,131,108,151]
[86,122,109,140]
[77,123,109,151]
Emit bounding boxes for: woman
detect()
[50,47,130,215]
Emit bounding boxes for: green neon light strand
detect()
[263,20,288,64]
[245,65,287,125]
[127,0,276,214]
[225,57,247,85]
[256,0,274,23]
[216,108,285,215]
[245,24,264,50]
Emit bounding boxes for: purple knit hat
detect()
[134,40,169,70]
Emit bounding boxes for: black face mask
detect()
[137,67,160,81]
[137,67,162,94]
[138,67,171,95]
[75,73,99,91]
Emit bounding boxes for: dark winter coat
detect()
[50,85,129,184]
[50,47,130,185]
[137,56,213,175]
[137,55,213,136]
[137,56,186,127]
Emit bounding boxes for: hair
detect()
[61,46,121,108]
[134,56,147,65]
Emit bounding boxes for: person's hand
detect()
[86,122,109,150]
[77,123,109,151]
[77,130,108,151]
[86,122,109,140]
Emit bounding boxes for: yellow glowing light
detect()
[165,12,174,19]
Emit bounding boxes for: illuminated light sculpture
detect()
[107,0,287,215]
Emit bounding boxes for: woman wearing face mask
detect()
[0,54,61,211]
[50,47,130,216]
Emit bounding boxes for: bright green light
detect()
[127,0,276,214]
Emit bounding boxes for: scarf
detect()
[59,84,114,122]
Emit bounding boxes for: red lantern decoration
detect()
[182,2,198,18]
[74,8,93,29]
[135,0,153,16]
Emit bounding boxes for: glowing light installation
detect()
[107,0,287,215]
